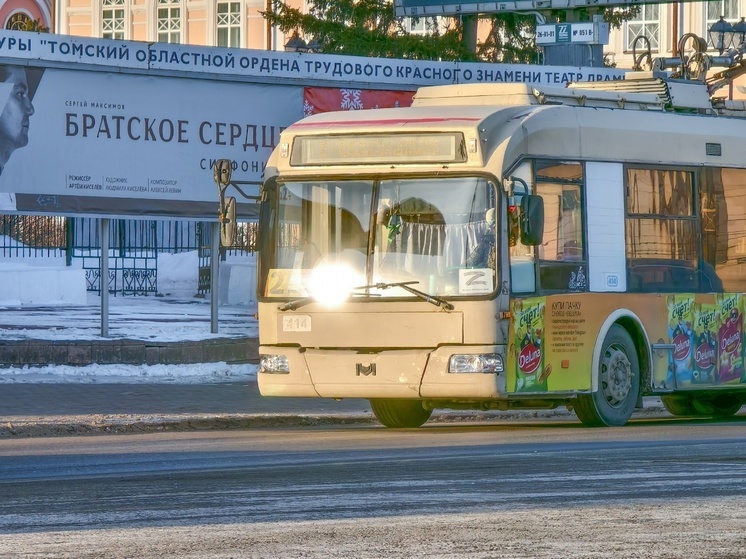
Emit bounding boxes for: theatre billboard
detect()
[0,30,626,219]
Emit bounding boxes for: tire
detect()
[662,393,743,418]
[574,324,640,427]
[661,394,697,416]
[369,399,433,428]
[691,394,744,418]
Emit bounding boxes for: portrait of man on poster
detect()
[0,65,40,211]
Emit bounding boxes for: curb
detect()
[0,407,673,438]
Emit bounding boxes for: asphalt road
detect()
[1,417,745,558]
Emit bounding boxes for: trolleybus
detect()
[223,53,746,427]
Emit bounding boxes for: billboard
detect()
[0,66,302,219]
[0,31,628,219]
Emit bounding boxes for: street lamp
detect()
[733,17,746,48]
[284,32,307,53]
[709,15,735,55]
[284,33,322,53]
[305,38,322,53]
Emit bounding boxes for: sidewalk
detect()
[0,296,258,366]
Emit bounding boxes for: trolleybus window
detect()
[702,168,746,293]
[626,168,703,292]
[259,176,498,302]
[535,161,586,293]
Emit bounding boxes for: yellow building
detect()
[56,0,292,49]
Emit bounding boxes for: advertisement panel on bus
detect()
[506,293,746,395]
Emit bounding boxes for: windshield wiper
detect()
[353,281,454,310]
[277,297,315,312]
[278,281,454,312]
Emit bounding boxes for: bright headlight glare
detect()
[260,354,290,374]
[449,353,504,374]
[308,262,362,307]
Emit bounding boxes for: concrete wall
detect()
[0,265,87,305]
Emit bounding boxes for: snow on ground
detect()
[1,243,259,384]
[0,362,258,385]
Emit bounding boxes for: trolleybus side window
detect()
[625,168,705,293]
[534,160,587,293]
[702,167,746,293]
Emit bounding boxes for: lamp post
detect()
[709,15,735,55]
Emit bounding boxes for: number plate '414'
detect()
[282,315,312,332]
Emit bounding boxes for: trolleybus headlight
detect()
[448,354,504,374]
[309,262,362,307]
[260,354,290,374]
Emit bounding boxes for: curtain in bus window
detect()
[383,221,485,275]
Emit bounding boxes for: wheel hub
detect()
[602,345,633,406]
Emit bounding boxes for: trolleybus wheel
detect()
[690,394,744,418]
[369,399,433,428]
[573,324,640,427]
[661,393,743,417]
[660,394,697,416]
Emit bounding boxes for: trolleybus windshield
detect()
[259,176,498,304]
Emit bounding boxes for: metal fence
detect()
[0,215,258,296]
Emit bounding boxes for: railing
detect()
[0,215,258,296]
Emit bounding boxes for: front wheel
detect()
[369,399,433,428]
[574,324,640,427]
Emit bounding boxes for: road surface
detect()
[2,416,745,558]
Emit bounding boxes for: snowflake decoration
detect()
[340,89,364,110]
[303,99,315,117]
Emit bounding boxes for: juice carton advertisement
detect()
[715,293,744,383]
[692,303,718,385]
[513,297,548,392]
[666,295,694,388]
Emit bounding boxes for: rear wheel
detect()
[369,399,433,428]
[660,394,697,416]
[574,324,640,427]
[692,394,744,417]
[662,393,743,418]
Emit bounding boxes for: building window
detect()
[405,16,439,36]
[706,0,739,51]
[102,0,126,40]
[6,13,32,30]
[157,0,181,43]
[217,1,241,47]
[625,4,659,51]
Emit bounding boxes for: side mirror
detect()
[220,196,237,247]
[520,194,544,246]
[213,159,232,187]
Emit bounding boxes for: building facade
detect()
[0,0,52,30]
[607,0,744,71]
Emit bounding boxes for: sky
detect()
[0,236,259,385]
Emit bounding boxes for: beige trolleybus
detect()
[230,55,746,428]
